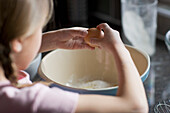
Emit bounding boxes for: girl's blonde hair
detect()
[0,0,53,85]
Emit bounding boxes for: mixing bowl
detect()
[38,45,150,95]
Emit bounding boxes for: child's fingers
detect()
[83,44,95,50]
[96,23,110,32]
[69,27,88,37]
[72,36,84,40]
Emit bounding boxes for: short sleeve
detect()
[22,83,79,113]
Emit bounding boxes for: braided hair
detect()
[0,43,17,85]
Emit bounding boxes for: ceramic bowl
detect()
[38,45,150,95]
[165,30,170,52]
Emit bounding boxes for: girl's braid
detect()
[0,43,17,85]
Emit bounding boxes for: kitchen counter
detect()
[144,39,170,113]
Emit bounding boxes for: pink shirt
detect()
[0,71,79,113]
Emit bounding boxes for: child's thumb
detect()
[97,23,110,32]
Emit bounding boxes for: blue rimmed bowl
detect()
[38,45,150,95]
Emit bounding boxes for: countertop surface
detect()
[144,39,170,113]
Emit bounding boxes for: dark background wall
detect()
[45,0,170,41]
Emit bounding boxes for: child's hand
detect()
[89,23,124,51]
[55,27,94,50]
[40,23,123,53]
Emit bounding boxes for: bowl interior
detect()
[39,45,149,89]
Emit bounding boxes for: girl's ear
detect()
[11,38,23,53]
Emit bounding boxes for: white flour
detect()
[66,80,113,89]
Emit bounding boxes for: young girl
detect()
[0,0,148,113]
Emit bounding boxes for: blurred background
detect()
[45,0,170,40]
[43,0,170,112]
